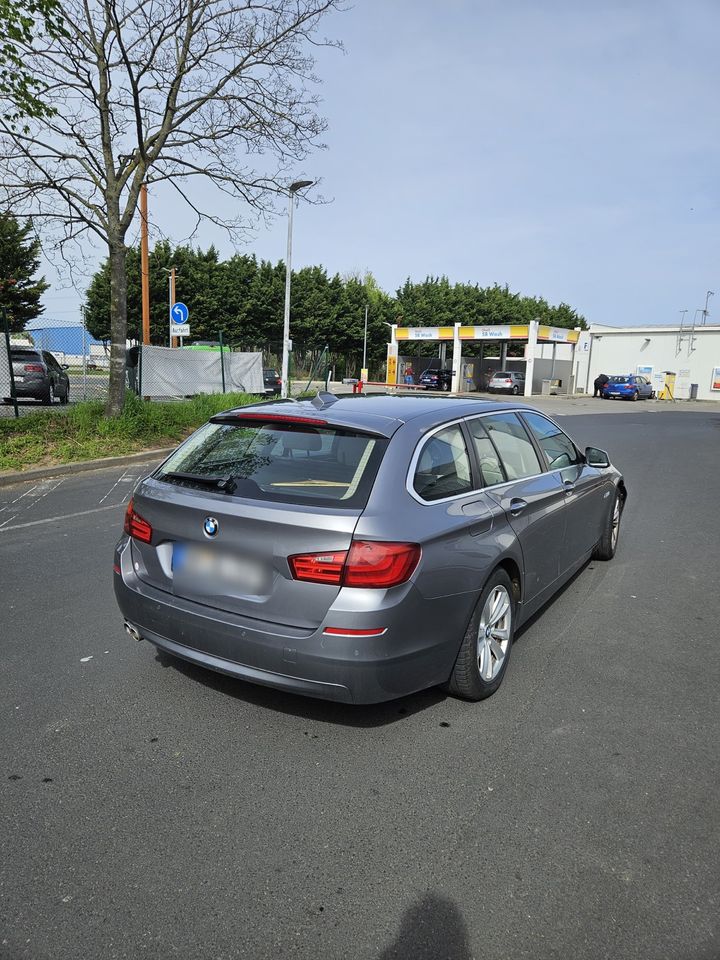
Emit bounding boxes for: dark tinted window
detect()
[43,352,61,370]
[467,419,506,487]
[11,349,42,362]
[413,424,472,501]
[481,413,542,481]
[609,376,630,383]
[521,412,580,470]
[156,420,386,508]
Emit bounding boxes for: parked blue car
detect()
[603,375,654,401]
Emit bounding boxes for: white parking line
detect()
[98,469,130,504]
[0,478,65,529]
[0,483,40,514]
[0,503,122,532]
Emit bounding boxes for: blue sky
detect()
[42,0,720,327]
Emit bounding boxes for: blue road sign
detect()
[171,302,189,325]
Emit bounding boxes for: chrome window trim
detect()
[406,408,556,506]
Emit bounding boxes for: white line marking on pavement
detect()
[99,469,129,504]
[0,478,65,529]
[0,503,122,532]
[0,483,40,513]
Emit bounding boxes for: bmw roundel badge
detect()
[203,516,219,538]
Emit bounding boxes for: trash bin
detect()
[689,383,698,400]
[541,379,552,396]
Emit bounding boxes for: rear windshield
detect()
[609,376,630,383]
[155,419,387,509]
[263,369,279,377]
[11,349,42,360]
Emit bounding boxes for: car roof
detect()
[225,393,541,439]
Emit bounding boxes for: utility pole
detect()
[168,267,177,347]
[140,183,151,345]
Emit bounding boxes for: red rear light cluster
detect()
[289,551,346,584]
[123,498,152,543]
[23,363,45,373]
[289,541,421,589]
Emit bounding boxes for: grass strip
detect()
[0,392,260,472]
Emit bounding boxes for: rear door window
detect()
[156,419,386,509]
[480,413,542,480]
[466,418,506,487]
[521,411,581,470]
[413,424,473,501]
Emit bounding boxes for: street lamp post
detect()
[281,179,313,399]
[362,304,368,373]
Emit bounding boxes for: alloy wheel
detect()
[477,585,511,682]
[611,497,621,549]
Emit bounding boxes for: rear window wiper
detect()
[162,471,236,494]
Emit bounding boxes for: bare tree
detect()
[0,0,341,413]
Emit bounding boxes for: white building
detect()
[574,324,720,401]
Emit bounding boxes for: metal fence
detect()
[2,316,111,416]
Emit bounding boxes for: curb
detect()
[0,448,175,488]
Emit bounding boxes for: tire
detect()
[40,384,52,405]
[593,489,623,561]
[442,381,450,392]
[511,385,519,395]
[61,386,70,405]
[631,390,638,401]
[447,569,516,701]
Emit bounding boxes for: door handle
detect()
[563,479,575,495]
[508,497,527,517]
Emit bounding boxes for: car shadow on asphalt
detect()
[154,651,446,728]
[153,560,597,728]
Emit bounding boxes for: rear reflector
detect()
[234,413,327,426]
[113,563,121,575]
[323,627,387,637]
[290,541,421,589]
[123,498,152,544]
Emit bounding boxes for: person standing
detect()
[593,373,609,398]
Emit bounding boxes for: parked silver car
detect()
[487,371,525,395]
[114,395,626,704]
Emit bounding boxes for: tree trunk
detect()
[105,240,128,417]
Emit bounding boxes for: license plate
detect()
[173,543,268,596]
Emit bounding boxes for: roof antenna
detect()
[312,390,339,409]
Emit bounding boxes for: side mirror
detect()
[585,446,610,468]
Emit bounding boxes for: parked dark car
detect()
[417,368,453,391]
[115,395,626,705]
[603,375,654,401]
[263,368,282,395]
[487,371,526,395]
[5,348,70,404]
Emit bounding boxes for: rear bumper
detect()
[113,540,469,704]
[7,379,47,400]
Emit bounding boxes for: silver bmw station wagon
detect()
[114,394,626,704]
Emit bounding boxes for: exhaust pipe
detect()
[124,621,143,642]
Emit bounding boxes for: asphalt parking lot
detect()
[1,408,719,960]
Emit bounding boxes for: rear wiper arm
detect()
[163,471,236,494]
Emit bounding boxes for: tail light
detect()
[23,363,45,373]
[289,541,421,589]
[123,498,152,543]
[288,551,346,584]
